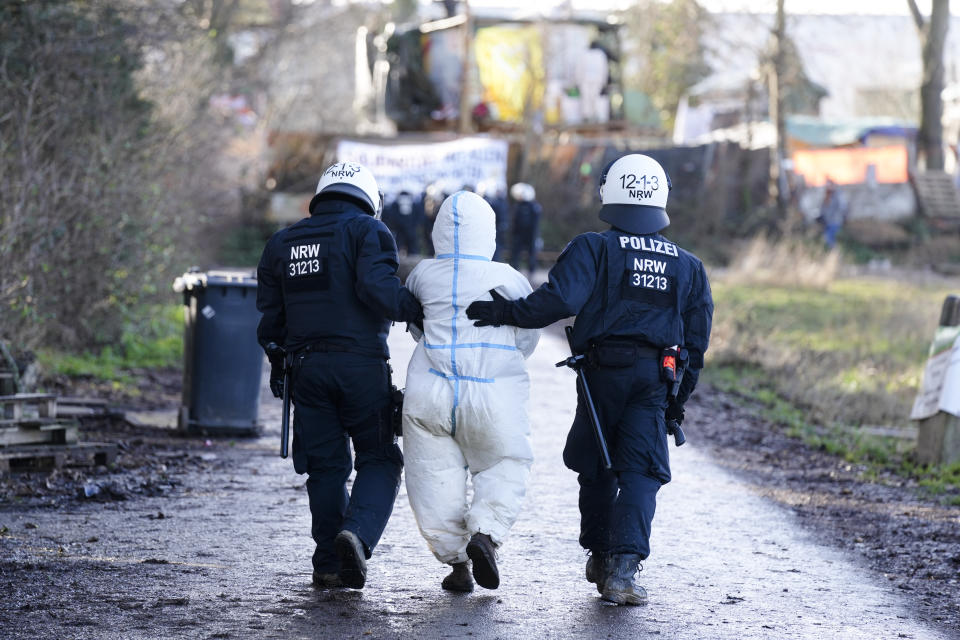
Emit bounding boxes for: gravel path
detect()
[0,327,953,639]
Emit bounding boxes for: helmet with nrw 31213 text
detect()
[309,161,384,219]
[598,153,672,235]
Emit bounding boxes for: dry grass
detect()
[724,236,841,288]
[707,274,954,430]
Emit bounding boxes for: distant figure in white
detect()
[402,191,540,593]
[575,43,609,123]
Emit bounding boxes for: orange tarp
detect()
[791,145,909,186]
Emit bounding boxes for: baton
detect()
[556,326,613,470]
[280,356,291,459]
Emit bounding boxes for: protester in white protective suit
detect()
[402,190,540,593]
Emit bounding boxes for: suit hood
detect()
[431,191,496,259]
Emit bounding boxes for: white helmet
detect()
[598,154,671,234]
[309,162,383,219]
[510,182,535,202]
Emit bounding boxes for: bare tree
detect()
[768,0,788,221]
[908,0,950,171]
[0,1,242,350]
[624,0,711,132]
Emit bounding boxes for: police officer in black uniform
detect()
[382,189,424,256]
[256,162,423,590]
[466,154,713,605]
[509,183,542,275]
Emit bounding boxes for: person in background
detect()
[383,189,424,256]
[481,182,510,262]
[817,177,848,250]
[421,182,448,257]
[509,183,542,276]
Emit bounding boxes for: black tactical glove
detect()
[665,402,685,427]
[410,305,425,334]
[466,289,510,327]
[265,342,286,399]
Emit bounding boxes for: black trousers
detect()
[291,351,403,573]
[562,357,669,559]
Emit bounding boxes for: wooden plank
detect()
[57,397,108,407]
[0,394,58,421]
[0,417,60,427]
[56,397,111,418]
[0,422,78,446]
[54,406,99,418]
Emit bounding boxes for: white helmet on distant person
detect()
[598,154,671,234]
[510,182,535,202]
[309,162,383,219]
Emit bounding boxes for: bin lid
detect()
[173,269,257,292]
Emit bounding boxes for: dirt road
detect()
[0,328,956,639]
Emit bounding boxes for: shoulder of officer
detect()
[666,237,707,270]
[561,231,607,256]
[263,225,290,254]
[345,210,392,239]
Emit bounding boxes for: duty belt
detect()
[295,341,384,359]
[595,337,661,358]
[585,337,661,368]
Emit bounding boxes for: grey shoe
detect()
[466,533,500,590]
[441,562,474,593]
[334,530,367,589]
[585,551,610,594]
[600,554,648,606]
[312,570,343,589]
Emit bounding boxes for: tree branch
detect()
[907,0,925,32]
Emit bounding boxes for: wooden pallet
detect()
[0,442,117,473]
[913,171,960,220]
[0,421,78,446]
[0,393,57,420]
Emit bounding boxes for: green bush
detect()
[0,1,226,352]
[38,304,183,383]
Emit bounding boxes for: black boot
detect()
[312,570,343,589]
[466,533,500,589]
[441,562,474,592]
[600,554,647,605]
[334,530,367,589]
[585,551,610,594]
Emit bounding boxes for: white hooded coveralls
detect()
[402,191,540,565]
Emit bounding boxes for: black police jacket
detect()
[506,228,713,403]
[256,198,421,359]
[512,200,541,236]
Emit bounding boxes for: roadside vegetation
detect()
[35,305,182,396]
[706,237,960,503]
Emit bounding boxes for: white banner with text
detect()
[336,137,508,197]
